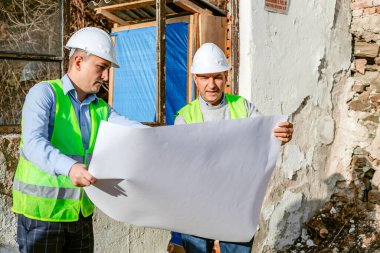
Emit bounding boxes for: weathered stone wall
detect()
[350,0,380,204]
[239,0,353,252]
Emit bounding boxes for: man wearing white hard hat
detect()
[174,43,294,253]
[12,27,144,253]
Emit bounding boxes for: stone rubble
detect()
[280,150,380,252]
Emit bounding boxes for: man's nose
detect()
[102,69,109,81]
[207,77,216,86]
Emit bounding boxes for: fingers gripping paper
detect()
[85,116,287,242]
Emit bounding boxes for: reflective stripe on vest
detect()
[12,79,109,222]
[13,178,81,200]
[175,94,248,123]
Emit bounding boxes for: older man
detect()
[174,43,293,253]
[12,27,144,253]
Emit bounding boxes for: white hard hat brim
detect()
[65,27,120,68]
[191,65,230,74]
[66,46,120,68]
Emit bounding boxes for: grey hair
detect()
[68,49,92,69]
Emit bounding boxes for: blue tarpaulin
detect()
[112,23,188,125]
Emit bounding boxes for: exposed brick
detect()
[265,0,287,11]
[351,0,373,10]
[355,58,367,74]
[358,90,370,101]
[376,6,380,13]
[354,42,379,57]
[370,84,380,92]
[369,93,380,102]
[353,9,364,16]
[352,82,367,93]
[365,64,379,71]
[364,6,377,14]
[363,114,380,123]
[348,99,370,111]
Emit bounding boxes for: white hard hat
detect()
[191,43,230,74]
[66,27,119,68]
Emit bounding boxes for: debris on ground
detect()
[281,149,380,253]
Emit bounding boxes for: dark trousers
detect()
[181,234,254,253]
[17,214,94,253]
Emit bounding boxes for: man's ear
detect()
[73,55,83,71]
[193,74,200,89]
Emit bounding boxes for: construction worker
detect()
[174,43,294,253]
[12,27,144,253]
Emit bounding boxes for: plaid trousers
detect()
[17,214,94,253]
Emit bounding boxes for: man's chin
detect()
[89,88,101,94]
[205,96,222,105]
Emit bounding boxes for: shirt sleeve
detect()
[108,106,149,128]
[21,83,77,176]
[174,115,187,125]
[245,99,262,118]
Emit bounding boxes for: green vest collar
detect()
[176,94,248,123]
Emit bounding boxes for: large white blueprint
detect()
[85,115,286,242]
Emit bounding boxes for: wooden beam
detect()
[230,0,239,95]
[199,15,226,50]
[124,9,141,20]
[194,13,200,98]
[186,14,197,104]
[62,0,70,74]
[120,12,187,26]
[0,125,21,134]
[173,0,211,15]
[111,15,190,32]
[0,53,62,61]
[95,0,156,12]
[156,0,166,125]
[96,9,129,25]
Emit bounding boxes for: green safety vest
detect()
[176,94,248,123]
[12,79,109,222]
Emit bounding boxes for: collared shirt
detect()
[21,74,146,176]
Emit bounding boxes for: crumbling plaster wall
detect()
[239,0,353,251]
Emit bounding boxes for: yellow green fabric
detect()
[12,79,108,221]
[176,94,248,123]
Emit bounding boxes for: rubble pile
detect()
[281,149,380,253]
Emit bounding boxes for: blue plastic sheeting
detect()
[112,23,188,125]
[170,232,183,246]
